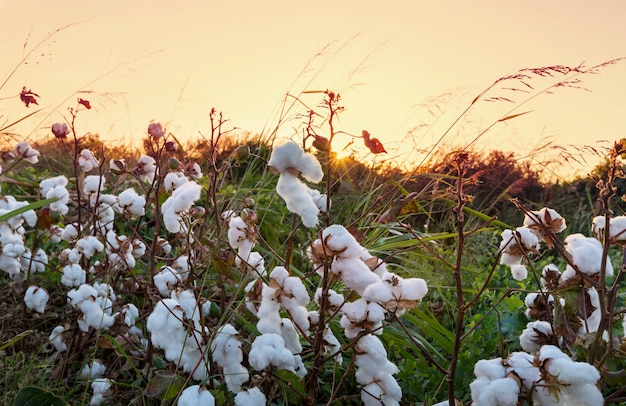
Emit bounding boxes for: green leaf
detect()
[0,330,32,351]
[0,197,60,224]
[14,386,68,406]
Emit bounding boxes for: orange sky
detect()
[2,0,626,178]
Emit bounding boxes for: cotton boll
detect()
[519,321,554,354]
[564,233,613,277]
[61,223,80,242]
[177,385,215,406]
[83,175,106,195]
[81,359,106,380]
[90,378,112,406]
[117,188,146,216]
[476,376,520,406]
[361,381,384,406]
[280,318,303,354]
[163,171,188,193]
[62,263,86,287]
[256,284,282,335]
[234,387,266,406]
[473,358,506,380]
[24,285,49,313]
[248,333,296,372]
[49,325,67,352]
[561,382,604,406]
[510,264,528,281]
[331,257,381,296]
[276,172,320,227]
[137,155,157,183]
[152,266,182,297]
[21,248,48,273]
[268,140,323,183]
[76,236,105,258]
[78,149,99,172]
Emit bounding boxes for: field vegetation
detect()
[2,29,626,406]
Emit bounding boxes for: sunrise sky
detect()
[1,0,625,177]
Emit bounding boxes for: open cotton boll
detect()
[83,175,106,195]
[362,272,427,314]
[473,357,506,380]
[161,181,202,233]
[24,285,48,313]
[137,155,157,183]
[81,359,106,380]
[268,140,323,183]
[90,378,112,406]
[78,149,99,172]
[117,188,146,216]
[256,284,282,335]
[40,175,68,196]
[332,257,381,296]
[76,236,105,258]
[62,263,86,287]
[248,333,297,373]
[49,325,67,352]
[592,215,626,245]
[475,376,520,406]
[210,324,249,393]
[510,264,528,281]
[519,321,553,354]
[21,248,48,273]
[562,233,612,279]
[523,207,566,239]
[340,298,385,338]
[164,171,188,193]
[234,387,266,406]
[276,172,321,227]
[177,385,215,406]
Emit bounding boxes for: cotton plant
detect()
[153,255,191,296]
[210,323,249,394]
[469,346,603,405]
[146,289,210,380]
[67,283,116,332]
[161,179,203,234]
[267,140,327,227]
[14,141,40,164]
[0,196,38,280]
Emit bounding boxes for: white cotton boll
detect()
[256,284,282,335]
[524,207,566,233]
[49,325,67,352]
[40,175,68,196]
[234,387,266,406]
[248,333,296,372]
[510,264,528,281]
[379,372,402,405]
[545,357,600,385]
[118,188,146,216]
[137,155,157,183]
[593,215,626,245]
[564,233,613,277]
[333,257,381,295]
[61,223,80,242]
[154,267,182,296]
[171,290,199,320]
[519,321,553,354]
[476,376,520,406]
[562,382,604,405]
[309,188,329,212]
[361,381,384,406]
[90,378,112,406]
[177,385,215,406]
[76,236,105,258]
[84,175,106,195]
[161,181,202,233]
[473,357,506,380]
[78,149,99,172]
[227,216,249,248]
[24,285,49,313]
[185,162,202,179]
[506,352,539,391]
[321,224,368,259]
[0,253,23,279]
[270,266,289,285]
[315,288,345,312]
[268,140,323,183]
[78,300,115,331]
[81,359,106,380]
[121,304,139,327]
[131,239,146,258]
[164,171,188,193]
[68,284,98,306]
[340,298,385,338]
[47,186,70,214]
[22,248,48,273]
[276,172,320,228]
[15,141,40,163]
[280,318,303,354]
[62,263,86,287]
